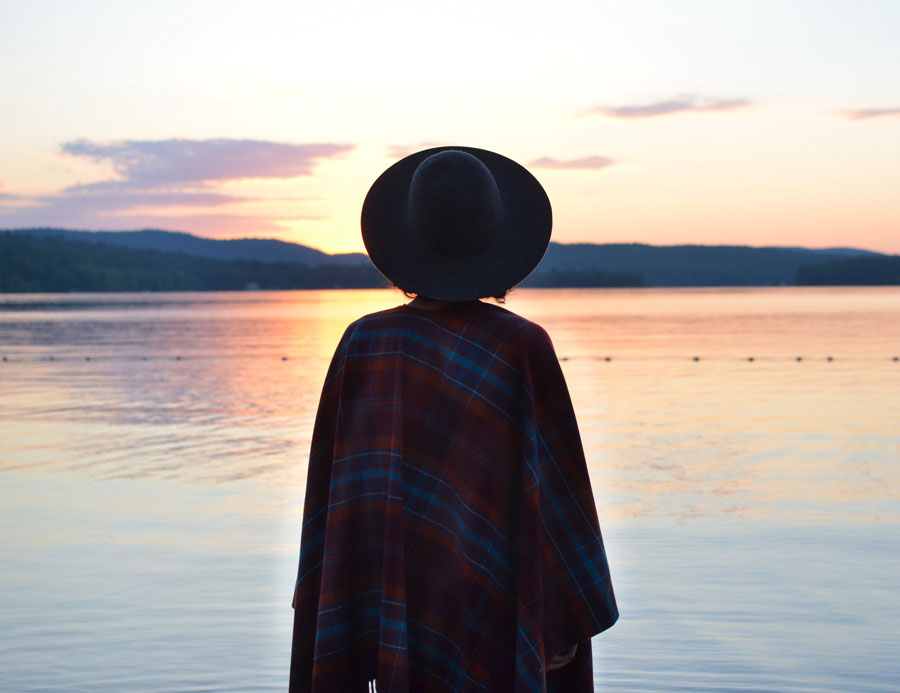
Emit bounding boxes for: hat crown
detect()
[407,150,503,258]
[361,145,551,301]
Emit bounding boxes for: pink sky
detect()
[1,1,898,255]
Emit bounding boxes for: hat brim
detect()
[361,146,552,301]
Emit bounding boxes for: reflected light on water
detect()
[2,287,900,692]
[1,287,898,521]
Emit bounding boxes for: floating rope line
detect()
[2,354,899,363]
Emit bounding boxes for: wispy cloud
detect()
[0,138,352,237]
[386,146,616,172]
[529,156,615,170]
[838,107,900,121]
[62,138,354,187]
[40,189,254,212]
[586,95,751,119]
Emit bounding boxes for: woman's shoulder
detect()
[476,302,555,351]
[347,304,408,327]
[340,301,554,355]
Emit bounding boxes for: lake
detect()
[1,287,899,691]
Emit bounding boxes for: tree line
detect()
[794,255,900,285]
[0,232,386,292]
[2,231,897,292]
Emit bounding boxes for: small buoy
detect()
[796,356,803,362]
[85,356,91,361]
[1,356,6,362]
[748,357,754,362]
[604,356,612,362]
[827,356,834,362]
[692,356,700,362]
[48,356,54,361]
[142,356,148,360]
[175,356,181,361]
[282,356,288,361]
[893,356,899,362]
[560,356,569,361]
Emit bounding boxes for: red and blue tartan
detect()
[291,301,617,692]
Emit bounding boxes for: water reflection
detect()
[0,291,405,488]
[2,288,899,519]
[2,287,899,692]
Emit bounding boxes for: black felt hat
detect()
[361,146,552,301]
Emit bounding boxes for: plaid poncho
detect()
[291,300,617,692]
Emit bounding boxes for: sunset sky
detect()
[1,0,898,254]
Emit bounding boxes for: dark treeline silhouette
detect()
[6,228,887,287]
[7,227,370,265]
[0,232,385,292]
[521,267,644,288]
[795,255,900,285]
[537,243,882,286]
[3,230,897,292]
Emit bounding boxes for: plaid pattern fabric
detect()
[291,301,617,693]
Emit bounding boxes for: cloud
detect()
[587,95,751,119]
[40,188,254,212]
[62,138,353,187]
[387,146,616,172]
[529,156,615,170]
[838,107,900,121]
[0,137,352,236]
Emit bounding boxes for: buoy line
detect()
[3,354,899,364]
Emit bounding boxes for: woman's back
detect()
[291,300,617,692]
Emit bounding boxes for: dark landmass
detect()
[0,231,384,292]
[520,267,644,288]
[1,228,897,292]
[8,227,371,266]
[534,242,883,287]
[795,255,900,285]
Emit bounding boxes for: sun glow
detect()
[2,1,900,253]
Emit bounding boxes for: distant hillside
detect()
[2,228,895,290]
[529,243,882,287]
[795,255,900,285]
[0,231,383,292]
[6,227,371,266]
[521,267,644,288]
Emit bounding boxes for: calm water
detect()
[1,287,899,692]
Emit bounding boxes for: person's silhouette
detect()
[290,147,617,692]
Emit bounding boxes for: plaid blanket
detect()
[291,300,617,692]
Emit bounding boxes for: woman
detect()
[291,147,617,692]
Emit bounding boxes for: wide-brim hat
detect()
[361,146,552,301]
